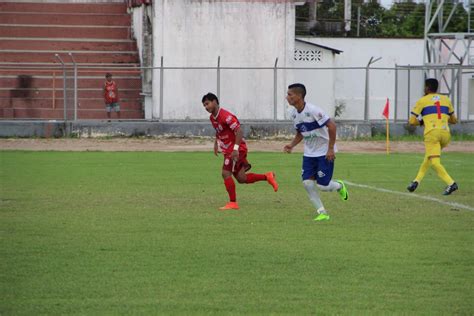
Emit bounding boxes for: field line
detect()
[345,181,474,212]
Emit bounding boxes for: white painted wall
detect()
[300,37,471,121]
[151,0,295,120]
[292,40,337,118]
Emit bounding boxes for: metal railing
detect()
[1,56,473,122]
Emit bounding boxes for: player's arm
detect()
[231,126,243,161]
[409,114,422,126]
[409,100,423,126]
[447,99,457,124]
[213,136,218,156]
[448,113,457,124]
[284,131,303,153]
[326,119,336,161]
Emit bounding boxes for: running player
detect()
[202,93,278,210]
[283,83,348,221]
[407,78,458,195]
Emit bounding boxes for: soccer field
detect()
[1,151,473,314]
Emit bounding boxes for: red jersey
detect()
[104,80,118,104]
[210,108,247,155]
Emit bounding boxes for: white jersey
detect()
[289,102,336,157]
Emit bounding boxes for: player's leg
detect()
[315,156,348,201]
[106,104,111,119]
[437,131,458,195]
[408,132,437,192]
[220,157,239,210]
[233,153,278,191]
[114,103,121,119]
[426,131,457,194]
[301,156,328,221]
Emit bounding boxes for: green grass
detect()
[1,151,473,314]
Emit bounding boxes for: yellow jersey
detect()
[410,93,454,135]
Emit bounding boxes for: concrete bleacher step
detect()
[0,2,127,14]
[0,38,137,52]
[0,108,144,120]
[0,25,131,40]
[0,1,143,120]
[0,98,143,111]
[0,12,131,26]
[0,52,140,63]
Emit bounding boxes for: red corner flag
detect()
[382,98,389,119]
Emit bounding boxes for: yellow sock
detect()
[430,157,454,185]
[414,157,431,183]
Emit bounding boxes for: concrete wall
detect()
[151,0,295,120]
[292,40,337,118]
[304,37,472,121]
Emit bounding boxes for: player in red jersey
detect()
[202,93,278,210]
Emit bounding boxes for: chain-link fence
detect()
[1,61,472,122]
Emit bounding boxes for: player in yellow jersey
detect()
[407,78,458,195]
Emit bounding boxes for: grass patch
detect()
[1,151,473,314]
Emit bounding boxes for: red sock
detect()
[224,176,236,202]
[245,173,267,184]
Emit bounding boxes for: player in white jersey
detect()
[283,83,348,221]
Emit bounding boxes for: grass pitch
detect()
[1,151,473,314]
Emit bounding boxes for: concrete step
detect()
[0,25,131,40]
[0,12,131,26]
[0,98,143,111]
[0,39,137,52]
[0,52,140,63]
[1,89,142,99]
[0,108,144,120]
[0,2,127,14]
[0,76,142,90]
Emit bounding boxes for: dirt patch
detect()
[1,138,473,153]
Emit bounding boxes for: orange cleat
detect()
[265,172,279,192]
[219,202,240,210]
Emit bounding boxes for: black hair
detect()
[105,73,112,78]
[202,92,219,104]
[288,83,306,98]
[425,78,438,93]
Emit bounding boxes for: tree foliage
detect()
[296,0,469,38]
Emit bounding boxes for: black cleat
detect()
[443,182,458,195]
[407,181,419,192]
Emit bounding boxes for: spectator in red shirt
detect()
[103,73,120,119]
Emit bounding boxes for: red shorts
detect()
[222,150,251,176]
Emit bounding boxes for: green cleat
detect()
[314,213,330,222]
[337,180,348,201]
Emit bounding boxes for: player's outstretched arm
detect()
[284,132,303,153]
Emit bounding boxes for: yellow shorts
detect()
[424,129,451,157]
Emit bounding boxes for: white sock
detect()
[317,181,342,192]
[303,180,324,210]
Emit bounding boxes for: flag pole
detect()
[386,117,390,155]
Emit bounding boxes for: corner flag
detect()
[382,98,389,119]
[382,98,390,154]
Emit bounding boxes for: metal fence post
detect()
[364,56,381,121]
[69,53,78,120]
[217,56,221,99]
[457,60,462,120]
[273,57,278,122]
[159,56,164,121]
[394,64,398,122]
[55,54,67,121]
[407,65,411,120]
[364,58,372,121]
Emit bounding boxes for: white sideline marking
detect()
[345,181,474,212]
